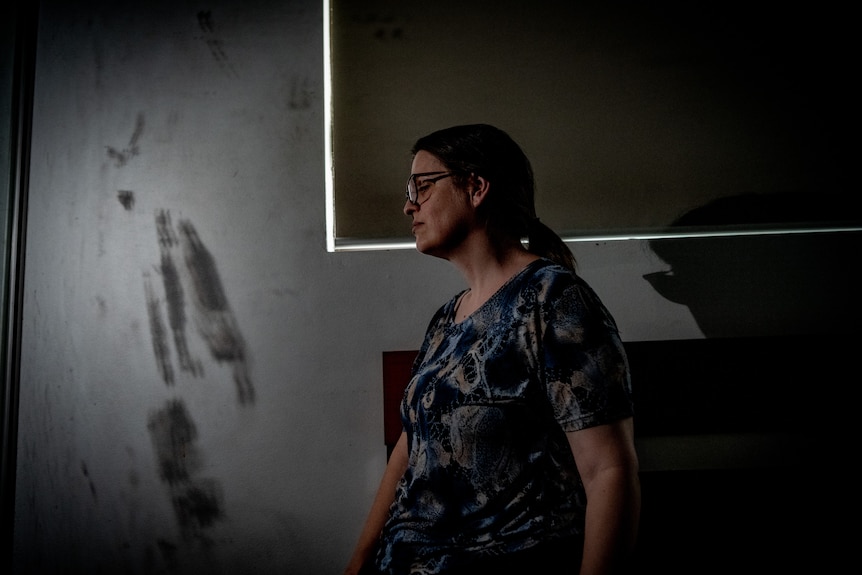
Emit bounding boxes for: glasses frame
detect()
[406,171,456,205]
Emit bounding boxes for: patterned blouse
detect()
[375,259,633,574]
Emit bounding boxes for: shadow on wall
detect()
[643,192,861,338]
[634,193,858,573]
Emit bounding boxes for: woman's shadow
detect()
[643,191,861,338]
[634,191,859,574]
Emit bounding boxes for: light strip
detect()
[331,225,862,252]
[323,0,335,252]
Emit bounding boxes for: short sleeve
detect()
[539,275,633,432]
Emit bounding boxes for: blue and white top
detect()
[376,259,633,574]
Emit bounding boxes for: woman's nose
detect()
[403,199,417,216]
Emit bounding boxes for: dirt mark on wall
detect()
[145,209,253,404]
[196,10,237,77]
[117,190,135,210]
[144,273,175,385]
[157,210,204,379]
[148,399,224,542]
[142,210,254,562]
[101,109,254,562]
[106,113,144,167]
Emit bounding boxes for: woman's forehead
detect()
[411,150,446,173]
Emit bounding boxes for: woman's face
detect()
[404,150,474,258]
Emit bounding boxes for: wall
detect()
[10,1,856,574]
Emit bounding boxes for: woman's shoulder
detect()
[524,259,612,312]
[522,258,582,289]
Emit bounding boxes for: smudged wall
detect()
[11,1,856,574]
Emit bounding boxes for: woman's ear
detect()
[469,174,490,207]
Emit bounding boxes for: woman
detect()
[345,124,640,575]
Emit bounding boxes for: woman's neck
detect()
[450,242,539,321]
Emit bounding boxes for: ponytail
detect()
[527,218,577,272]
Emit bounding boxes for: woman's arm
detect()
[567,417,641,575]
[343,431,410,575]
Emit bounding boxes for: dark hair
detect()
[411,124,576,271]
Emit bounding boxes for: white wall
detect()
[12,1,856,574]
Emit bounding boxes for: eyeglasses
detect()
[406,172,455,205]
